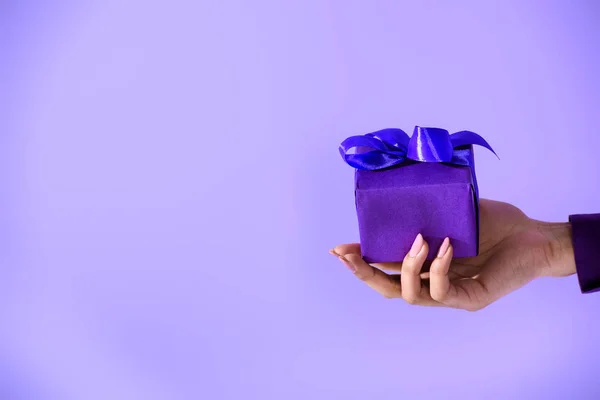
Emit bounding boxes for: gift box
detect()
[339,126,496,263]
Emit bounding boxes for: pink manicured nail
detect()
[338,255,356,273]
[437,237,450,258]
[408,234,424,257]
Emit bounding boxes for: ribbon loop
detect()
[338,128,410,171]
[407,127,454,163]
[339,126,495,171]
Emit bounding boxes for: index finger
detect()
[332,246,426,274]
[331,243,361,256]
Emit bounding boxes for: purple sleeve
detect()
[569,214,600,294]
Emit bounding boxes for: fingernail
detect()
[329,249,338,256]
[408,234,424,257]
[338,255,356,273]
[437,237,450,258]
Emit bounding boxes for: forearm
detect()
[568,214,600,293]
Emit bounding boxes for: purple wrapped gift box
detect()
[340,126,496,263]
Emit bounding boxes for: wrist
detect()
[537,221,576,278]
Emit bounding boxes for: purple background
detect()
[2,1,600,399]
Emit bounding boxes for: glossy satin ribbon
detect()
[339,126,496,197]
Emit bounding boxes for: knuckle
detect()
[431,291,447,302]
[465,303,485,312]
[429,264,446,276]
[429,269,442,279]
[355,269,375,282]
[383,287,401,299]
[354,271,367,281]
[403,294,419,305]
[402,261,421,275]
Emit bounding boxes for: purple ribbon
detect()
[339,126,497,197]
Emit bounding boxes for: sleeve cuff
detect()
[569,214,600,294]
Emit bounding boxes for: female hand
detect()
[330,199,576,311]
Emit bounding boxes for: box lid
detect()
[356,162,473,190]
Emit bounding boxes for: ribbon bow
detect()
[339,126,497,197]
